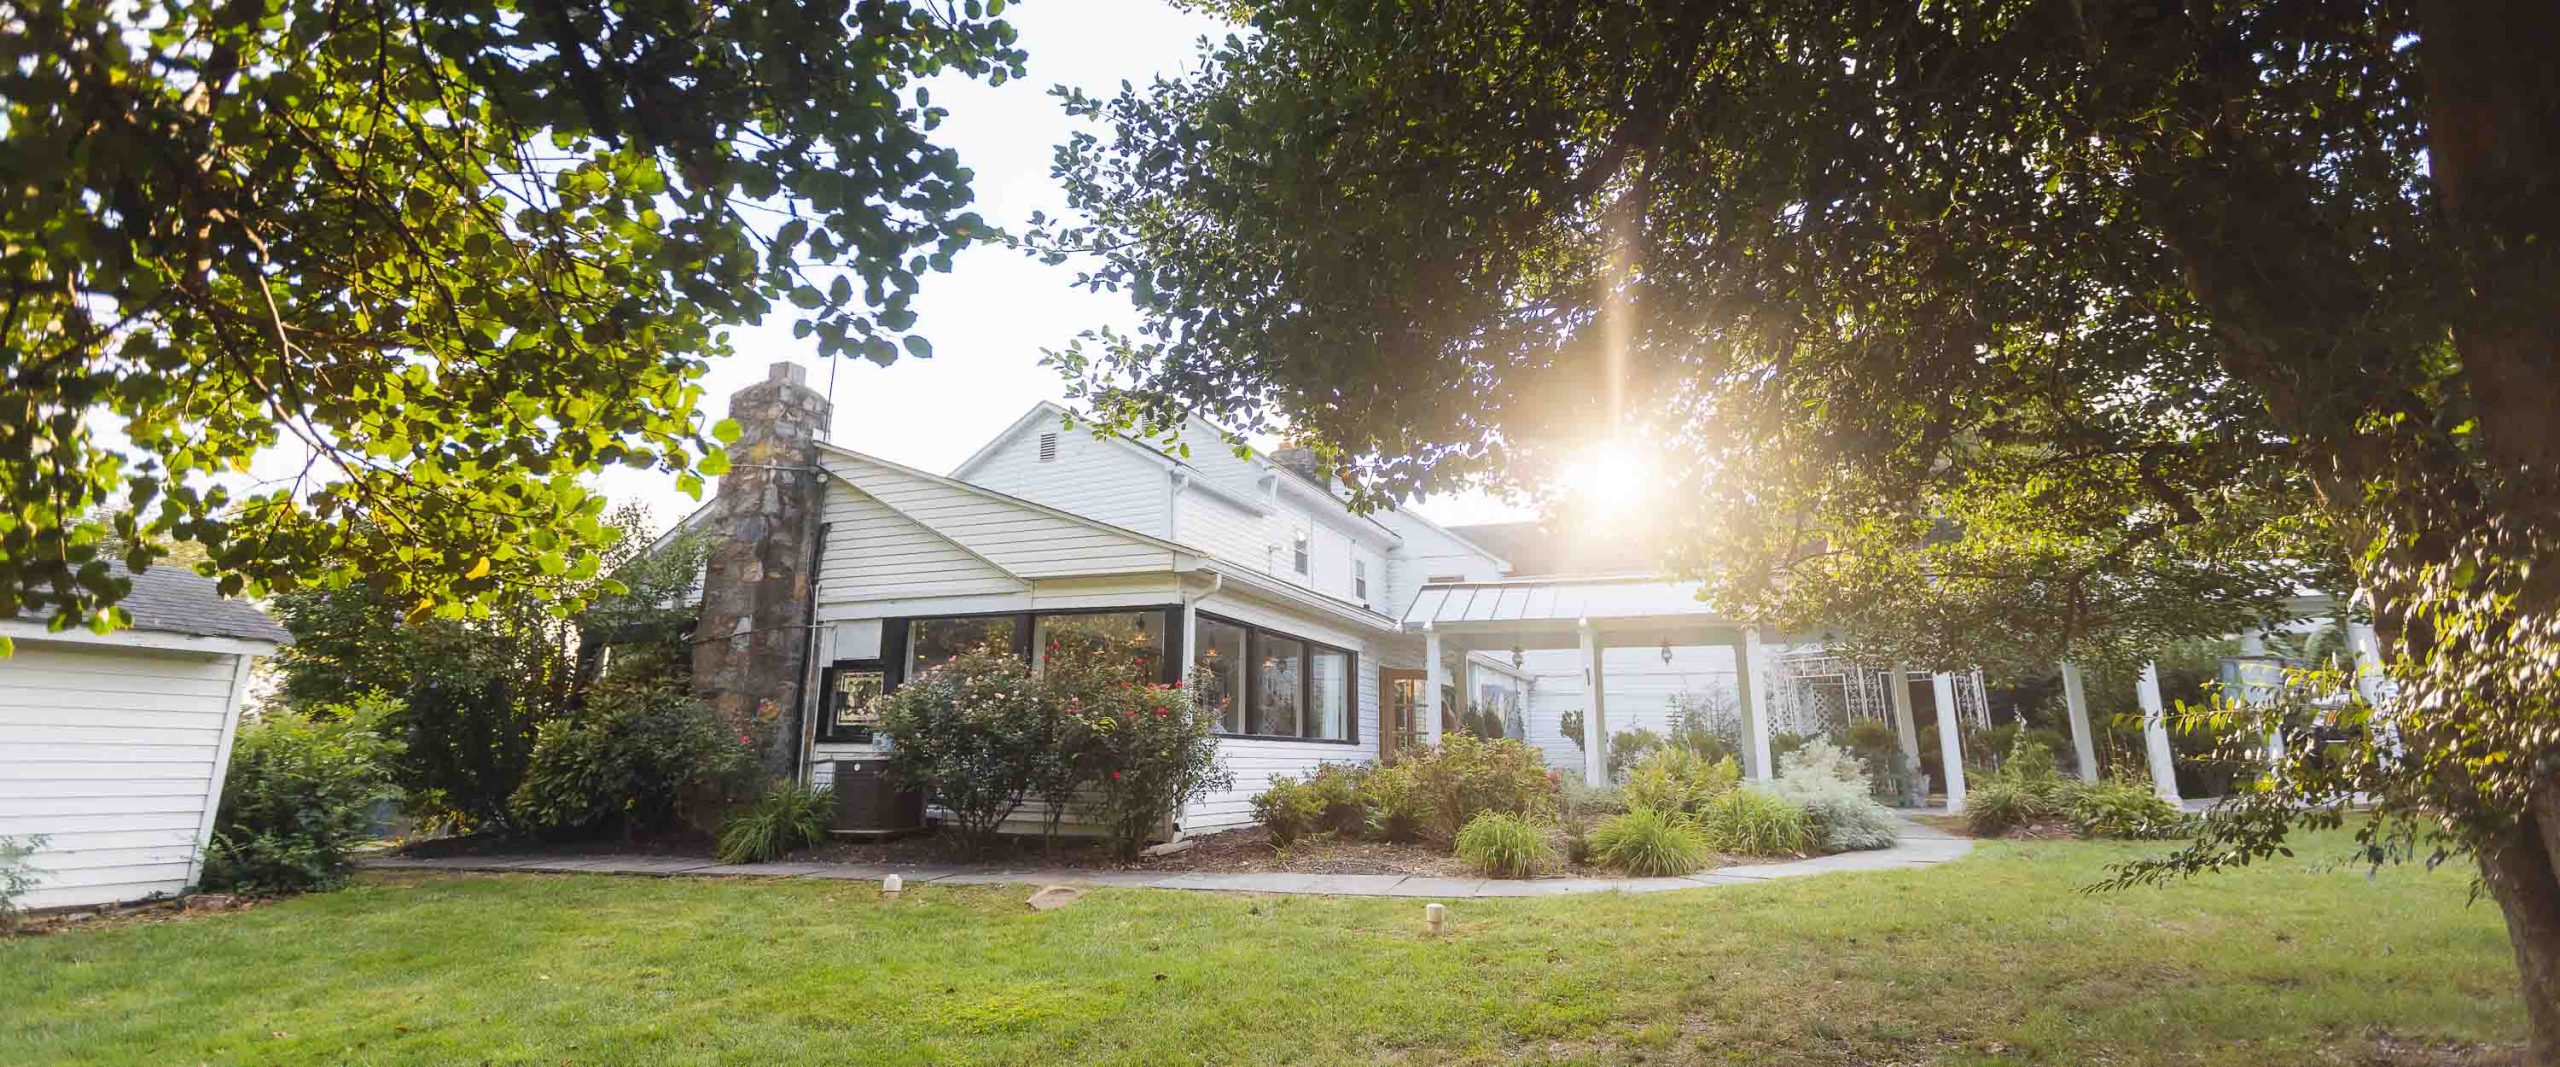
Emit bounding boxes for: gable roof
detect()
[1447,520,1663,579]
[950,401,1275,516]
[821,440,1200,578]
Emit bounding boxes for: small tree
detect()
[877,648,1049,850]
[204,694,406,893]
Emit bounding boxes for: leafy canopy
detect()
[2,0,1023,631]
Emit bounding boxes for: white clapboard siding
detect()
[0,641,242,910]
[958,419,1172,538]
[1521,645,1743,768]
[816,486,1025,605]
[825,452,1178,579]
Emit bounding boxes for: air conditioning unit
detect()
[829,759,925,838]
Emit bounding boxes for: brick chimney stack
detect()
[1271,442,1326,486]
[692,362,831,782]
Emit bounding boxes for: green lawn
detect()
[2,832,2524,1066]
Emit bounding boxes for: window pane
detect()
[1035,611,1166,684]
[1309,649,1349,740]
[1194,618,1247,733]
[905,617,1016,680]
[1249,633,1304,736]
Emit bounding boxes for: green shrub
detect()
[1963,778,2053,836]
[875,648,1051,848]
[1699,787,1819,856]
[1074,677,1231,860]
[510,678,750,839]
[1588,807,1711,875]
[1769,739,1900,852]
[1250,775,1328,845]
[1454,812,1559,878]
[204,694,405,893]
[2064,778,2192,840]
[1606,728,1666,779]
[1359,762,1426,842]
[1555,777,1625,865]
[1304,763,1374,835]
[716,781,835,863]
[1400,736,1558,845]
[1622,747,1740,817]
[1,834,50,926]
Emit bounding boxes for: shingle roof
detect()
[106,563,292,645]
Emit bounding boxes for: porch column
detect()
[2059,660,2099,782]
[2137,661,2181,802]
[2348,621,2388,707]
[2239,631,2283,766]
[1579,621,1606,784]
[1423,627,1445,748]
[1735,627,1773,781]
[1931,671,1967,812]
[1887,664,1923,779]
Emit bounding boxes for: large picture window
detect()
[1034,611,1167,685]
[1194,613,1356,743]
[1194,617,1248,733]
[904,616,1020,681]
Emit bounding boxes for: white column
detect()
[2348,621,2387,707]
[1423,628,1445,748]
[2137,661,2181,802]
[1735,627,1773,781]
[1931,671,1967,812]
[1578,622,1606,784]
[1887,664,1923,778]
[2059,660,2099,782]
[2238,631,2283,765]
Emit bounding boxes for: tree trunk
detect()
[2478,796,2560,1060]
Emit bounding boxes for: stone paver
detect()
[361,814,1972,899]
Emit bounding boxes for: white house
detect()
[687,363,2194,832]
[0,566,288,910]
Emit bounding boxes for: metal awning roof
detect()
[1401,577,1738,641]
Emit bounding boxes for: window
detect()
[1033,611,1166,685]
[904,616,1019,680]
[1292,531,1311,575]
[1353,560,1369,601]
[1038,432,1059,462]
[1192,613,1356,742]
[1194,617,1248,733]
[1250,632,1304,735]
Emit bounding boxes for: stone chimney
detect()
[1271,442,1326,486]
[692,362,831,783]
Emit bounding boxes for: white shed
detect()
[0,567,289,911]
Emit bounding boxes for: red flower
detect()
[1110,771,1122,781]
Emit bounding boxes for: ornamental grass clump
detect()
[1588,807,1712,876]
[1699,787,1819,857]
[717,781,835,863]
[1621,747,1740,817]
[1454,812,1559,878]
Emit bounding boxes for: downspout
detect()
[793,521,832,786]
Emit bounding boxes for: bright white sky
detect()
[592,0,1535,533]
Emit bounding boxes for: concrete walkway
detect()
[365,815,1973,899]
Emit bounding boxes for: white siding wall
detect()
[959,424,1171,538]
[1178,589,1386,834]
[0,641,244,910]
[817,486,1025,606]
[1173,489,1267,572]
[1519,645,1741,769]
[1374,511,1509,617]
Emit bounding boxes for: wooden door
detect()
[1380,669,1426,764]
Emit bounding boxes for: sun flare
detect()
[1558,440,1653,516]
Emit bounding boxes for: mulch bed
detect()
[393,824,1785,880]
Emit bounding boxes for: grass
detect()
[0,830,2524,1066]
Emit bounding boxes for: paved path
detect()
[364,815,1973,899]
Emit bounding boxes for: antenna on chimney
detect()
[821,355,839,441]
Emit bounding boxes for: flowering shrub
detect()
[1074,675,1230,860]
[877,648,1049,849]
[1396,736,1557,845]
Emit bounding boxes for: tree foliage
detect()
[1040,0,2560,1051]
[2,0,1023,630]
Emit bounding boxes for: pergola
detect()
[1404,576,2008,806]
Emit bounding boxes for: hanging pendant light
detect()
[1510,645,1525,669]
[1660,638,1674,665]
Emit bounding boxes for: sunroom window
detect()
[1033,611,1167,685]
[1192,613,1355,742]
[904,616,1018,680]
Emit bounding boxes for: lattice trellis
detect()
[1768,652,1990,737]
